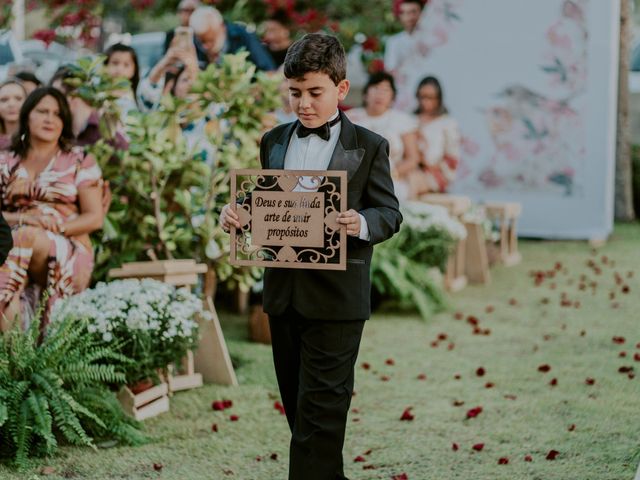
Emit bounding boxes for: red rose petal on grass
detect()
[498,457,509,465]
[568,424,576,432]
[637,342,640,349]
[538,364,551,373]
[467,315,479,326]
[380,375,390,382]
[485,382,495,389]
[361,362,371,370]
[618,366,634,373]
[609,292,616,300]
[483,328,492,336]
[629,373,636,379]
[619,351,627,358]
[509,298,518,306]
[622,285,630,294]
[430,341,439,348]
[580,330,586,337]
[353,455,366,462]
[504,394,518,400]
[546,450,560,460]
[438,333,448,341]
[274,401,286,415]
[222,399,233,409]
[454,374,461,380]
[476,367,486,377]
[612,336,626,344]
[229,415,239,421]
[549,378,558,386]
[585,377,595,385]
[385,358,395,366]
[255,456,262,462]
[211,423,218,432]
[448,342,456,350]
[270,453,278,460]
[454,312,464,320]
[363,464,377,470]
[524,455,533,462]
[152,463,163,471]
[634,353,640,362]
[485,305,495,313]
[466,406,483,419]
[363,449,372,455]
[400,407,415,421]
[417,373,427,380]
[472,443,485,451]
[472,327,482,335]
[351,408,360,414]
[452,442,459,451]
[392,474,408,480]
[352,418,361,422]
[212,401,225,411]
[453,400,465,407]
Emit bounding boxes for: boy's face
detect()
[288,72,350,128]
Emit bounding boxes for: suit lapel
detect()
[328,111,365,182]
[268,121,297,170]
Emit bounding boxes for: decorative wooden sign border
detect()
[230,169,347,270]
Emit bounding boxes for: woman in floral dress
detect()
[0,87,104,330]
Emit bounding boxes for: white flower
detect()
[191,214,206,228]
[205,239,221,259]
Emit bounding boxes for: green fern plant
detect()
[0,314,145,470]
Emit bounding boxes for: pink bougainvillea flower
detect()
[230,415,239,421]
[476,367,486,377]
[549,378,558,386]
[417,373,427,380]
[585,378,595,385]
[385,358,395,366]
[353,455,366,462]
[274,401,286,415]
[524,454,533,462]
[485,382,495,389]
[466,406,483,419]
[612,336,626,344]
[568,424,576,431]
[546,450,560,460]
[472,443,485,451]
[400,407,415,421]
[538,364,551,373]
[211,423,218,432]
[361,362,371,370]
[452,442,459,451]
[498,457,509,465]
[270,453,278,460]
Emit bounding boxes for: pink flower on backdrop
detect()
[32,29,57,47]
[461,135,480,156]
[432,25,449,47]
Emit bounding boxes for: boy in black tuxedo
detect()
[221,33,402,480]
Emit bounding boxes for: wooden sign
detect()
[230,169,347,270]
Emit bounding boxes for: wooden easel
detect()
[109,260,238,387]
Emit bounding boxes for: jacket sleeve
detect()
[0,212,13,265]
[242,31,277,72]
[358,138,403,246]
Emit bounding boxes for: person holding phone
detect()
[163,0,208,68]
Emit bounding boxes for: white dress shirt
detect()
[284,111,370,241]
[384,31,415,73]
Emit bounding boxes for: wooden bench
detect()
[484,202,522,266]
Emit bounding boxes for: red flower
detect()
[612,336,626,344]
[524,454,533,462]
[211,423,218,432]
[498,457,509,465]
[546,450,560,460]
[362,36,380,52]
[452,442,459,451]
[549,378,558,386]
[466,406,483,419]
[361,362,371,370]
[32,29,57,47]
[472,443,484,451]
[476,367,486,377]
[385,358,395,366]
[585,377,595,385]
[568,424,576,431]
[417,373,427,380]
[274,401,286,415]
[230,415,239,421]
[353,455,366,462]
[153,463,163,471]
[367,59,385,74]
[538,364,551,373]
[400,407,415,421]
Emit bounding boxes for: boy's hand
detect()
[337,209,361,237]
[220,204,240,232]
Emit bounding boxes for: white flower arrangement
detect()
[401,201,467,240]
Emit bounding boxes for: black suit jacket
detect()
[259,112,402,321]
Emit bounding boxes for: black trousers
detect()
[269,307,365,480]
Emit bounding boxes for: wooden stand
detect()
[464,222,491,284]
[167,350,203,393]
[484,202,522,266]
[117,383,170,421]
[249,305,271,344]
[109,260,238,387]
[420,194,471,292]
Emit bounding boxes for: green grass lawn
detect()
[2,224,640,479]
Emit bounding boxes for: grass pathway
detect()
[2,225,639,479]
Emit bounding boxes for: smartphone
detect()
[173,26,193,50]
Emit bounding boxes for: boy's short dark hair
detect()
[402,0,425,9]
[284,33,346,85]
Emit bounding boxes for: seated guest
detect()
[189,6,276,71]
[104,43,141,120]
[0,87,104,330]
[346,71,423,201]
[0,80,27,151]
[262,9,294,68]
[414,76,460,193]
[14,72,42,95]
[163,0,208,68]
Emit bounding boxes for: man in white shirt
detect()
[384,0,425,75]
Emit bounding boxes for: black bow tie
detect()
[296,115,341,141]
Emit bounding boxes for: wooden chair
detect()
[484,202,522,266]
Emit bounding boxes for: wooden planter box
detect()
[485,202,522,266]
[167,350,203,393]
[118,382,170,421]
